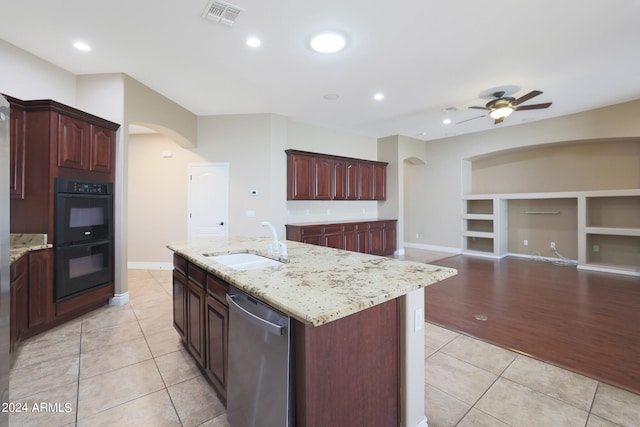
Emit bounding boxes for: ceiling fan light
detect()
[489,106,514,120]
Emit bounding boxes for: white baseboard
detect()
[128,261,173,270]
[109,292,129,306]
[415,416,428,427]
[403,242,461,254]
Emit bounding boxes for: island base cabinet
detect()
[205,295,228,404]
[293,298,400,427]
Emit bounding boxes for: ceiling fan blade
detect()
[494,117,505,125]
[512,90,542,106]
[456,115,485,124]
[515,102,552,111]
[469,106,488,110]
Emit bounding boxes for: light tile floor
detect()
[424,322,640,427]
[9,269,229,427]
[8,269,640,426]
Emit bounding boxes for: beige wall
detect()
[473,139,640,194]
[405,100,640,251]
[127,134,205,264]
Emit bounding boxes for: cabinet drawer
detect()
[207,275,229,306]
[301,226,323,237]
[188,263,206,288]
[324,224,342,234]
[173,254,188,276]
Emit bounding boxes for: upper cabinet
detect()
[9,99,26,199]
[286,149,387,201]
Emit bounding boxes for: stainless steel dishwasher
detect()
[226,287,293,427]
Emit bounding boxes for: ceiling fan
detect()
[460,90,552,125]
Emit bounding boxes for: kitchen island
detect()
[168,236,457,427]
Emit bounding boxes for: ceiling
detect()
[2,0,640,141]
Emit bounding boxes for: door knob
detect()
[218,221,225,226]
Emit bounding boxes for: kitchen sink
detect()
[206,253,284,270]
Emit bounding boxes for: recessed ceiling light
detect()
[443,118,452,125]
[310,32,346,53]
[246,37,261,48]
[373,93,385,101]
[73,42,91,52]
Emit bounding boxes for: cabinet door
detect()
[57,114,90,170]
[382,221,397,255]
[173,270,187,342]
[187,279,206,367]
[333,160,346,200]
[358,163,374,200]
[323,225,343,249]
[373,164,387,200]
[287,154,314,200]
[28,249,54,328]
[206,295,228,401]
[356,225,369,254]
[90,124,115,174]
[369,222,385,255]
[343,224,357,252]
[345,161,359,200]
[10,256,29,352]
[314,157,332,200]
[9,105,26,199]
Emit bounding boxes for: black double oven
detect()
[54,178,113,301]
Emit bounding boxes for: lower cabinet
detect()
[172,253,401,425]
[286,219,397,256]
[10,255,29,352]
[173,255,229,401]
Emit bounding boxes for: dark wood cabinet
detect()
[10,255,29,352]
[28,249,54,329]
[294,298,400,426]
[286,219,397,256]
[173,255,230,402]
[9,100,26,199]
[187,264,206,367]
[373,163,387,200]
[9,97,119,241]
[358,162,374,200]
[57,114,90,170]
[286,150,387,201]
[206,295,228,402]
[287,153,314,200]
[173,269,187,342]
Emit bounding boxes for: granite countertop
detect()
[167,236,457,327]
[10,234,52,263]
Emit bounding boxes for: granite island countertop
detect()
[10,234,52,263]
[167,236,457,327]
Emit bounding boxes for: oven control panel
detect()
[56,178,113,195]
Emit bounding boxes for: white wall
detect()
[0,39,76,104]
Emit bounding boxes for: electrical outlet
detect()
[524,239,528,246]
[550,242,556,249]
[415,233,419,239]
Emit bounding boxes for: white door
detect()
[188,163,229,239]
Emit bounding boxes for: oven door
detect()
[55,193,112,244]
[55,240,113,301]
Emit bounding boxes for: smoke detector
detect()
[202,0,244,26]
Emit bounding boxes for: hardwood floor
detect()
[424,255,640,395]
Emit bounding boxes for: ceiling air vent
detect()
[202,0,244,27]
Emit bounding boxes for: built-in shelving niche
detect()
[462,190,640,276]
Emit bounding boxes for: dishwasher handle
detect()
[227,294,288,336]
